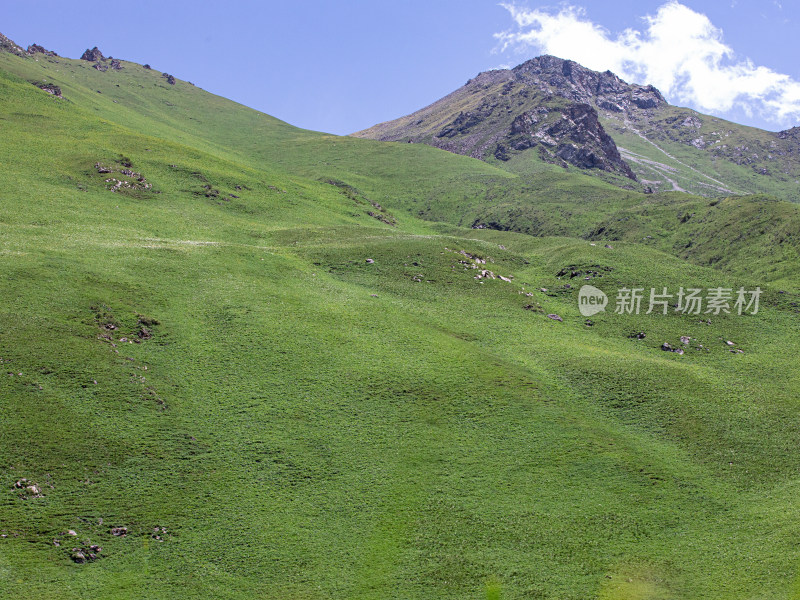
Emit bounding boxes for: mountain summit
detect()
[509,55,665,113]
[352,56,667,182]
[354,55,800,199]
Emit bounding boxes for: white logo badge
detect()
[578,285,608,316]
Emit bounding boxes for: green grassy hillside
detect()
[600,104,800,201]
[6,49,800,285]
[2,45,800,600]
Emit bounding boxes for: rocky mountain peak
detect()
[508,55,666,114]
[354,55,644,181]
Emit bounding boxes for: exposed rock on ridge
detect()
[27,44,58,57]
[0,32,26,57]
[510,55,665,113]
[81,47,105,62]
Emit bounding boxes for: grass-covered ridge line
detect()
[1,41,800,599]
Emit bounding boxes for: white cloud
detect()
[494,1,800,128]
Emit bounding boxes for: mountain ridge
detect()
[353,56,645,183]
[354,55,800,200]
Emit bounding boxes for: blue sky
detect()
[3,1,799,134]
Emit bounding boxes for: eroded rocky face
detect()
[511,55,665,115]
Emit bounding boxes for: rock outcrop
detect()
[0,32,26,57]
[503,103,636,178]
[34,82,62,98]
[27,43,58,57]
[80,46,105,62]
[511,55,665,113]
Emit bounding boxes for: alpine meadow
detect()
[2,17,800,600]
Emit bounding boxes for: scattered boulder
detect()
[680,336,691,345]
[110,59,122,70]
[94,161,154,192]
[661,342,684,355]
[104,177,153,192]
[143,64,151,70]
[547,314,563,322]
[629,332,646,340]
[365,258,375,264]
[93,62,108,72]
[13,478,43,499]
[162,73,176,85]
[110,526,128,537]
[81,47,105,62]
[34,82,62,98]
[69,543,102,563]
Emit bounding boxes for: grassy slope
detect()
[7,51,800,285]
[1,51,800,600]
[600,104,800,201]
